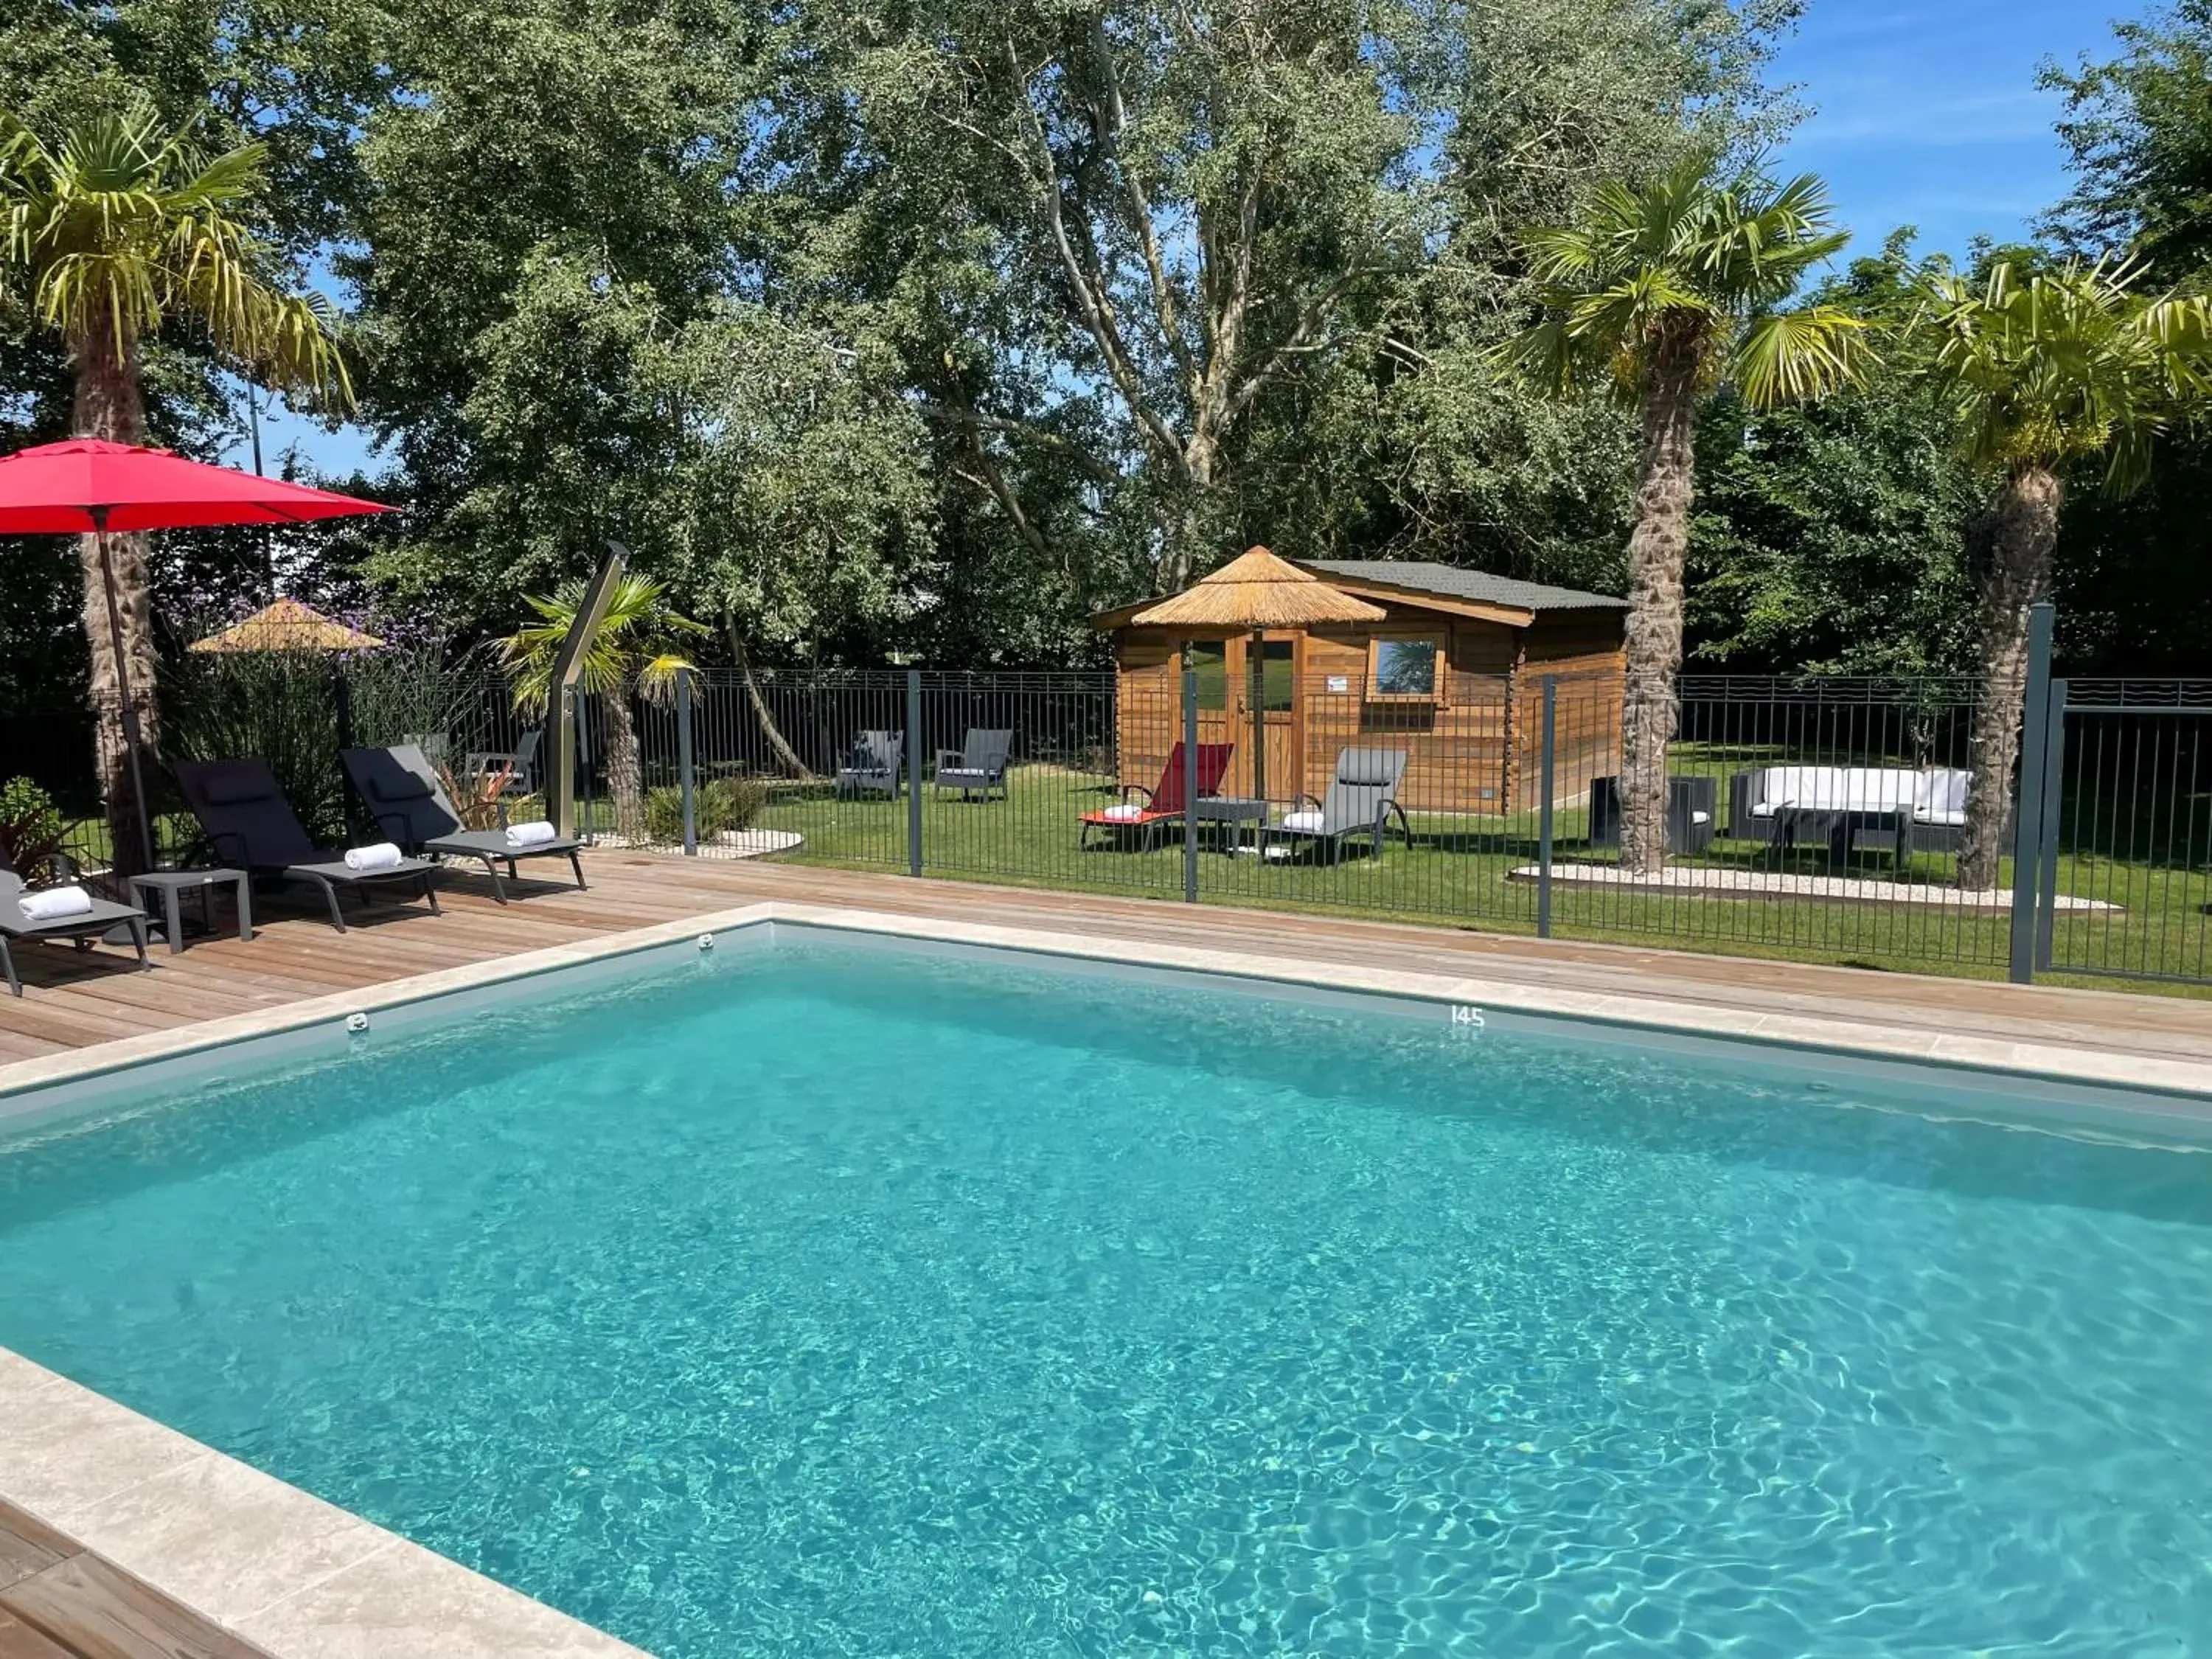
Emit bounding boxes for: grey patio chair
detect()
[835,729,905,798]
[1589,775,1717,854]
[173,759,442,932]
[933,728,1014,801]
[0,860,150,997]
[341,744,585,903]
[464,728,542,798]
[1265,748,1412,864]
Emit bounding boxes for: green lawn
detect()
[734,762,2212,995]
[67,761,2207,995]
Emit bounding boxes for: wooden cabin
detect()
[1093,560,1629,816]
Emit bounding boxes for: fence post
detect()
[572,686,594,843]
[1183,666,1200,904]
[905,669,925,877]
[2035,675,2067,972]
[1538,676,1557,939]
[2006,601,2056,984]
[677,667,698,856]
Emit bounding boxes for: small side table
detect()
[1193,796,1268,856]
[131,868,254,955]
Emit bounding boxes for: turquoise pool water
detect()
[1,938,2209,1657]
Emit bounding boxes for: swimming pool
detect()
[1,929,2208,1657]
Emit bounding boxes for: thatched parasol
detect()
[1132,547,1384,804]
[1130,546,1385,632]
[189,597,384,654]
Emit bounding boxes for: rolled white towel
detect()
[1279,809,1326,833]
[343,842,405,872]
[17,885,94,922]
[1100,803,1149,822]
[504,819,559,848]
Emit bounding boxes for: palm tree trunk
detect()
[600,686,648,840]
[72,330,162,877]
[1957,467,2062,891]
[1616,332,1702,878]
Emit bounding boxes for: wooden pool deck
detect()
[4,850,2211,1078]
[0,1495,270,1659]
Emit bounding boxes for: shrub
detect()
[0,776,71,883]
[644,777,769,843]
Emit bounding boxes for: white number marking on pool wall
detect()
[1452,1005,1485,1029]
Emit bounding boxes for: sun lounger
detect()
[1080,741,1234,851]
[174,759,442,931]
[341,744,585,903]
[933,728,1014,801]
[0,862,150,997]
[1265,748,1411,864]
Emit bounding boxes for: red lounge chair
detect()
[1081,741,1234,851]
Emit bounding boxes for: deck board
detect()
[0,1505,268,1659]
[4,852,2211,1074]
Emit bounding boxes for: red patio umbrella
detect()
[0,438,392,870]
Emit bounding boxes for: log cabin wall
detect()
[1510,608,1630,814]
[1106,594,1627,817]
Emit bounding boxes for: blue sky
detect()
[1768,0,2129,262]
[242,0,2139,477]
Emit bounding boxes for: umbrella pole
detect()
[90,509,157,872]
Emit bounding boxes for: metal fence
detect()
[13,626,2210,990]
[529,652,2202,989]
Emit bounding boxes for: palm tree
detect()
[0,99,352,873]
[499,575,706,839]
[1511,161,1870,875]
[1912,256,2212,890]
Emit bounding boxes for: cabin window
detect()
[1257,640,1295,712]
[1188,641,1228,709]
[1368,635,1444,701]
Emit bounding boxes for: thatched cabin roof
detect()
[1127,546,1388,631]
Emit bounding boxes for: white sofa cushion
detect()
[1752,765,1970,818]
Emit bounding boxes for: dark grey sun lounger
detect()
[933,728,1013,801]
[1265,747,1411,864]
[835,729,904,797]
[0,863,150,996]
[174,759,441,931]
[341,744,586,904]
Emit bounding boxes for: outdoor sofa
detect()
[0,858,150,997]
[174,759,442,931]
[1728,765,1974,855]
[342,743,586,902]
[1264,747,1411,864]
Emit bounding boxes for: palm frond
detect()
[1,99,352,413]
[1508,156,1854,412]
[1733,306,1876,409]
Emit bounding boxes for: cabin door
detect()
[1228,633,1303,805]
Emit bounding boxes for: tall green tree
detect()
[2042,1,2212,676]
[1509,161,1869,875]
[0,97,350,870]
[2045,1,2212,279]
[807,0,1430,594]
[1689,235,1984,676]
[343,0,762,627]
[1907,255,2212,889]
[500,574,704,838]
